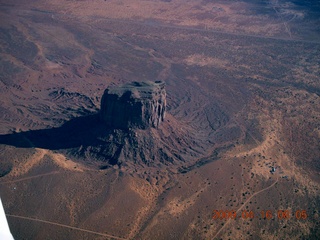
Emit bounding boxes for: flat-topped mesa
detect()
[100,81,166,129]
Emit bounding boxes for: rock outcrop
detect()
[100,81,166,129]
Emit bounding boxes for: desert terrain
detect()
[0,0,319,239]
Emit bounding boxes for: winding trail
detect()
[6,214,128,240]
[0,171,60,185]
[212,177,279,239]
[270,0,293,39]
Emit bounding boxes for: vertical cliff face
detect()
[100,81,166,129]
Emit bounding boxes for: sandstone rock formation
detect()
[100,81,166,129]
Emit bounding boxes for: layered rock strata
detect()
[100,81,166,129]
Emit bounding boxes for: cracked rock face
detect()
[100,81,166,129]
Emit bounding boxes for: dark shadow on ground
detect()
[0,114,117,150]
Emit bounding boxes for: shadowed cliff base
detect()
[0,112,213,170]
[0,80,221,170]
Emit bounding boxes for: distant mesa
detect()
[0,81,171,167]
[100,81,166,129]
[0,80,208,169]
